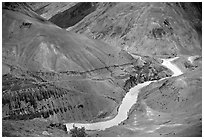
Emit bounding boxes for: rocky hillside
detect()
[66,2,201,58]
[27,2,202,58]
[2,2,172,125]
[2,2,202,137]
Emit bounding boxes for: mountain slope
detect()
[2,2,127,123]
[2,2,201,137]
[2,2,172,125]
[66,2,201,58]
[3,3,129,73]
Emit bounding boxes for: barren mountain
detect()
[28,2,202,58]
[2,2,202,137]
[66,3,201,58]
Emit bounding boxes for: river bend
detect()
[65,57,183,131]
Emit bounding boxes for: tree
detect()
[69,125,88,137]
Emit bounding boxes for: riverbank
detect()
[89,64,201,137]
[65,57,183,131]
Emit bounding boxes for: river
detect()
[65,57,183,131]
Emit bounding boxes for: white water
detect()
[161,57,183,77]
[65,57,183,131]
[188,55,199,64]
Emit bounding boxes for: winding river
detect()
[65,57,183,131]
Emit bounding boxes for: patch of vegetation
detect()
[69,125,88,137]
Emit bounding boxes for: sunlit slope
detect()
[3,6,129,73]
[68,2,201,57]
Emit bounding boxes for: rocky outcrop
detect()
[123,62,172,91]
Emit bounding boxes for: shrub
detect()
[69,125,88,137]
